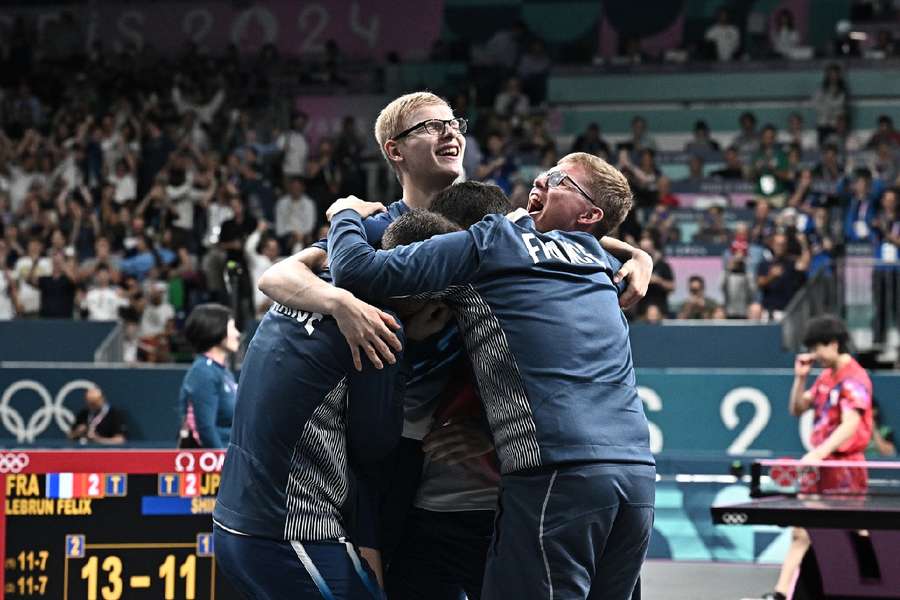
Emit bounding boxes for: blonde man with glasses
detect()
[257,93,652,598]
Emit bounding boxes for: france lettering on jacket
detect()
[520,233,607,267]
[273,303,322,335]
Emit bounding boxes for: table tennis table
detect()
[711,459,900,599]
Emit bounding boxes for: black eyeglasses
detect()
[392,117,468,141]
[542,169,594,204]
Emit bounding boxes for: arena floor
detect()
[641,560,780,600]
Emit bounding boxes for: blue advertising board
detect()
[637,369,900,456]
[0,365,187,444]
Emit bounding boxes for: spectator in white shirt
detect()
[770,9,800,58]
[83,265,128,321]
[276,112,309,184]
[166,163,195,233]
[140,282,174,338]
[0,239,21,320]
[108,159,137,205]
[205,186,236,247]
[244,222,281,316]
[778,112,817,151]
[705,8,741,61]
[13,237,51,316]
[275,177,317,253]
[8,153,39,212]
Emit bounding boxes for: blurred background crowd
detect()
[0,0,899,366]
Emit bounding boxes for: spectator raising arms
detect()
[756,232,809,321]
[82,264,128,321]
[637,230,674,318]
[244,222,281,317]
[721,224,754,319]
[31,251,77,318]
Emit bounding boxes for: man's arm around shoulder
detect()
[327,208,481,299]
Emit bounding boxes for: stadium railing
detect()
[781,269,840,352]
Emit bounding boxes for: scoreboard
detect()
[0,450,241,599]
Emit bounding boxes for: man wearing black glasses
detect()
[257,92,652,599]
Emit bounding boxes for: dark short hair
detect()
[854,167,873,182]
[878,114,893,126]
[184,303,232,353]
[688,275,705,287]
[802,314,850,353]
[430,181,512,229]
[382,210,461,250]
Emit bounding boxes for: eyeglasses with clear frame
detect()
[391,117,468,141]
[542,169,594,204]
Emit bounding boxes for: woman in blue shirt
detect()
[178,303,240,448]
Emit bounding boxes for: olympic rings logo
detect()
[0,379,97,443]
[0,453,29,473]
[721,512,749,525]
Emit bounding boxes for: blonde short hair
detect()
[558,152,633,236]
[374,91,449,166]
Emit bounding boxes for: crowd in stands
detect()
[1,8,899,364]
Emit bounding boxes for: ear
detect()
[384,139,403,167]
[577,205,604,227]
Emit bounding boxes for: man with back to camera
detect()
[256,92,653,600]
[213,269,457,599]
[324,156,655,600]
[764,315,873,600]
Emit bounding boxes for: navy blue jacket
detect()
[213,304,407,545]
[328,210,654,474]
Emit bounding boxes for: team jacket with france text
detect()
[328,210,654,474]
[213,303,407,544]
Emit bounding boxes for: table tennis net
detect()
[751,459,900,498]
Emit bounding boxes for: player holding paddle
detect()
[764,315,874,600]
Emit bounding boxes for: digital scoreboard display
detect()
[0,450,241,599]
